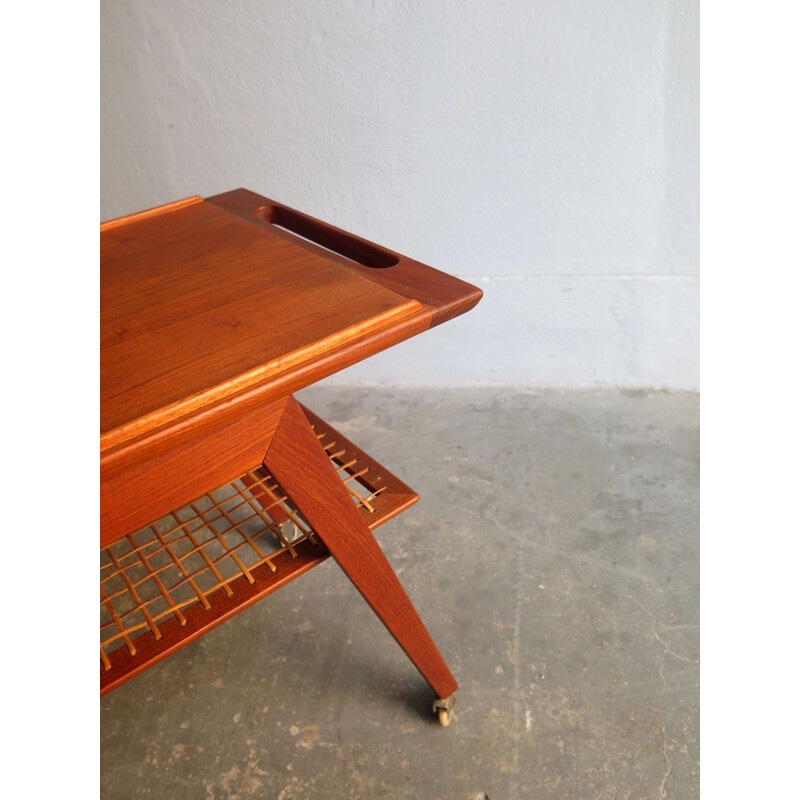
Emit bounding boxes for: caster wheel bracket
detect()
[433,693,456,727]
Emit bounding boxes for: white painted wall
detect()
[101,0,698,389]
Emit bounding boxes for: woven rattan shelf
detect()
[100,406,418,694]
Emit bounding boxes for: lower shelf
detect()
[100,405,418,695]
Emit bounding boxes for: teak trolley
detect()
[100,188,482,726]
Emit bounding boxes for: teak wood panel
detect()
[100,396,287,548]
[101,199,426,440]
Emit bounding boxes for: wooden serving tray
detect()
[101,189,481,448]
[101,189,481,546]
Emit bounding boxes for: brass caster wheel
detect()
[433,694,455,727]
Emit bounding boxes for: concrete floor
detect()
[101,387,699,800]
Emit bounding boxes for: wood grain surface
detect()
[101,199,426,445]
[208,188,484,327]
[100,396,287,548]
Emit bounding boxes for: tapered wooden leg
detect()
[263,397,458,701]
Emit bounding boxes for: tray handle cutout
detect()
[256,204,399,269]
